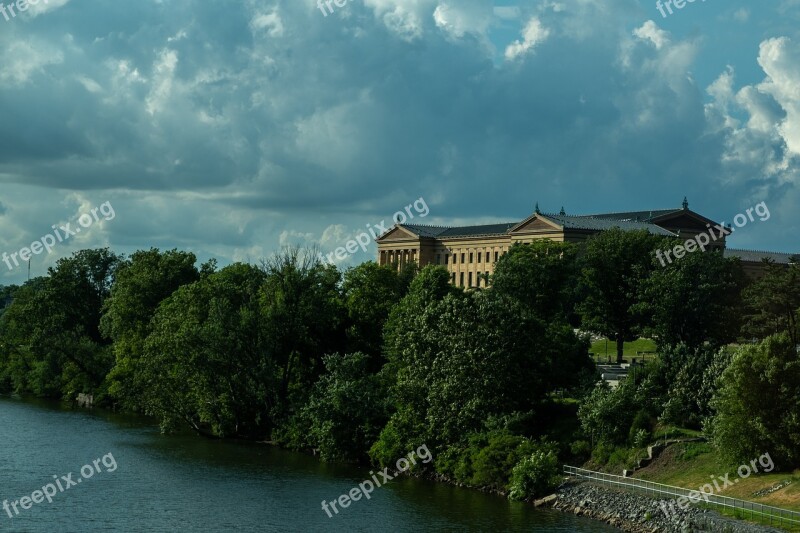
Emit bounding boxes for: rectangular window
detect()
[444,254,449,265]
[460,272,464,286]
[469,253,474,263]
[485,271,490,286]
[494,251,499,262]
[461,253,465,263]
[451,272,456,284]
[468,272,473,287]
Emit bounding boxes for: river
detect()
[0,396,616,532]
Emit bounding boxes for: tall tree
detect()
[742,261,800,345]
[100,248,200,409]
[140,263,275,437]
[637,250,746,350]
[374,265,590,464]
[341,262,405,362]
[0,249,120,398]
[260,247,346,413]
[491,240,578,320]
[578,229,660,363]
[709,334,800,470]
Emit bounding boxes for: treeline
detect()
[0,230,798,500]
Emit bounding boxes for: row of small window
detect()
[450,271,491,288]
[435,250,501,265]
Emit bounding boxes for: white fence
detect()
[564,465,800,531]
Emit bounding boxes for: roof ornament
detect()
[535,202,541,214]
[559,206,566,216]
[682,197,689,210]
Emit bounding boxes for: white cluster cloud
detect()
[504,17,551,60]
[0,39,64,86]
[706,37,800,188]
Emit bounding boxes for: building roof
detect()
[399,214,675,239]
[396,202,718,241]
[583,209,683,222]
[724,248,799,264]
[399,224,450,238]
[401,223,517,238]
[438,223,518,238]
[542,213,677,236]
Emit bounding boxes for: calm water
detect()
[0,397,616,532]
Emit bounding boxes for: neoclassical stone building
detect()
[375,200,794,287]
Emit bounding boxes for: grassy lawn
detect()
[589,337,658,362]
[633,441,800,529]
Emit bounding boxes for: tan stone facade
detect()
[376,202,738,288]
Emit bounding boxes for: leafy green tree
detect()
[260,247,347,414]
[371,266,463,464]
[301,352,391,462]
[140,263,276,437]
[0,282,36,393]
[0,250,119,398]
[491,240,578,319]
[424,291,587,445]
[381,265,456,420]
[638,250,746,350]
[341,262,405,362]
[659,344,728,429]
[742,262,800,345]
[377,264,590,462]
[0,284,16,317]
[100,249,199,409]
[709,334,800,470]
[578,229,661,363]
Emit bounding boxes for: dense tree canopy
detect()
[0,249,119,397]
[100,248,200,409]
[709,334,800,470]
[637,250,746,351]
[491,240,578,320]
[1,235,798,504]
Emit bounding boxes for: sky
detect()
[1,0,799,284]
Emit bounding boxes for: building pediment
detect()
[651,210,720,232]
[509,214,562,234]
[376,225,421,242]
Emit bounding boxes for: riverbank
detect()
[0,396,616,532]
[547,480,782,532]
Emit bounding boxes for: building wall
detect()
[434,236,513,288]
[378,231,577,288]
[375,212,759,287]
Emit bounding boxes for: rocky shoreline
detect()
[546,480,783,532]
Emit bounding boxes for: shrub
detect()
[632,428,649,449]
[436,430,539,490]
[369,406,425,467]
[469,431,536,489]
[508,446,561,501]
[570,440,591,461]
[628,409,653,445]
[592,441,614,464]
